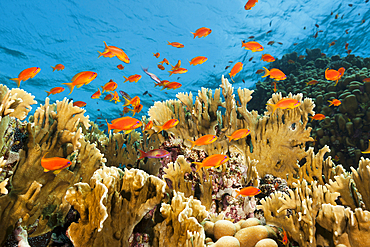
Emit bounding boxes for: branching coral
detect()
[258,180,340,247]
[163,155,213,210]
[0,85,37,121]
[66,167,166,247]
[153,191,208,247]
[0,97,104,244]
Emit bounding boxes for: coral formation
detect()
[66,166,166,247]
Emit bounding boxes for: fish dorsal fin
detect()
[71,72,85,82]
[112,116,130,124]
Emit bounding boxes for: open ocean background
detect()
[0,0,369,125]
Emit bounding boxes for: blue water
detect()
[1,0,369,123]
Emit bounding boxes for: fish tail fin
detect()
[138,149,146,159]
[156,125,164,133]
[190,32,196,39]
[266,103,277,115]
[168,71,173,76]
[235,190,241,197]
[228,74,235,83]
[62,83,74,95]
[51,66,56,71]
[167,41,171,45]
[328,100,333,106]
[261,67,270,78]
[309,116,313,122]
[226,135,233,142]
[45,90,51,97]
[9,78,21,87]
[188,139,195,149]
[97,50,103,58]
[193,162,203,172]
[123,76,129,82]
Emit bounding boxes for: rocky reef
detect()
[0,72,370,247]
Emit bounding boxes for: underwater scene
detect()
[1,0,370,246]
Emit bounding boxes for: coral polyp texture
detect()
[1,73,370,247]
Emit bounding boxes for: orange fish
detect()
[362,140,370,154]
[191,27,212,38]
[98,41,130,63]
[144,121,153,131]
[193,154,229,172]
[347,49,352,55]
[325,67,345,86]
[235,186,261,197]
[328,99,341,106]
[123,95,140,107]
[287,60,295,64]
[226,129,251,142]
[293,43,298,46]
[10,67,41,87]
[306,80,319,86]
[189,56,208,66]
[329,41,336,47]
[345,43,349,50]
[162,82,182,90]
[123,74,142,83]
[157,64,165,70]
[363,78,370,83]
[106,116,142,134]
[267,98,301,115]
[153,52,160,58]
[51,64,65,71]
[117,64,124,70]
[168,67,188,76]
[122,106,131,115]
[91,88,101,99]
[321,53,326,57]
[309,114,326,121]
[155,80,170,87]
[101,79,117,93]
[241,41,264,52]
[256,69,264,74]
[171,60,182,70]
[41,152,71,174]
[188,134,218,149]
[261,54,275,62]
[267,41,275,46]
[104,94,113,100]
[45,87,65,96]
[138,149,170,159]
[262,67,286,81]
[167,41,184,48]
[156,119,179,132]
[298,55,305,59]
[345,29,349,34]
[128,104,143,116]
[244,0,258,10]
[159,58,169,65]
[62,71,97,94]
[280,228,289,245]
[229,62,243,82]
[109,91,121,104]
[73,101,86,107]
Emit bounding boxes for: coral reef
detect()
[65,166,166,247]
[153,191,208,247]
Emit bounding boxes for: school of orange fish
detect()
[8,1,370,227]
